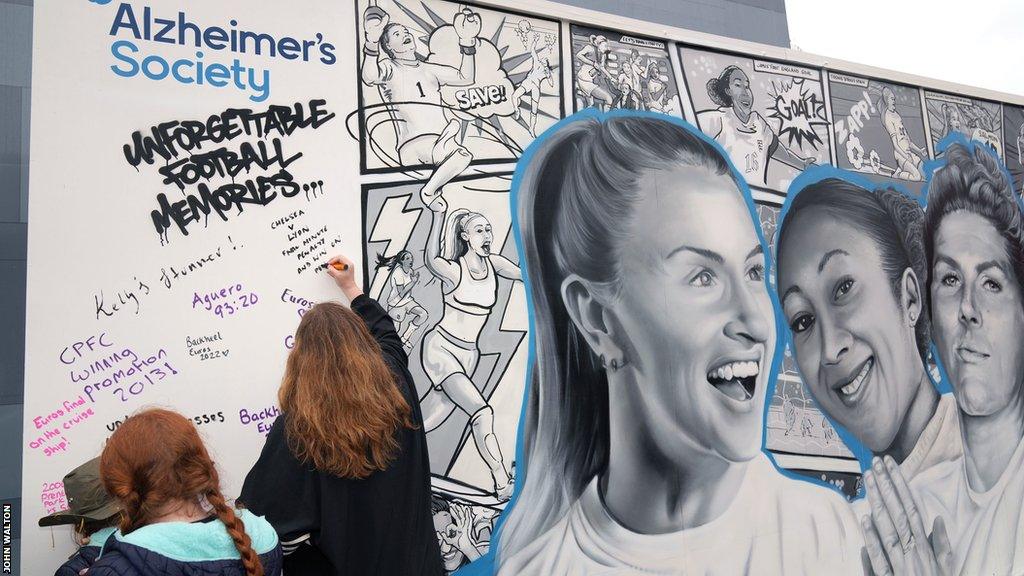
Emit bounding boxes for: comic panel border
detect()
[920,88,1005,159]
[352,0,566,176]
[568,22,686,117]
[825,70,934,189]
[676,41,836,195]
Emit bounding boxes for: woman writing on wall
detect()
[776,178,959,493]
[87,408,282,576]
[496,113,863,575]
[417,195,521,501]
[240,254,442,575]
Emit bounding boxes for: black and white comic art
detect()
[22,0,1024,574]
[569,25,683,116]
[828,73,930,188]
[354,0,563,177]
[756,202,859,496]
[1004,104,1024,195]
[679,47,831,193]
[361,174,528,515]
[923,91,1003,158]
[431,486,501,573]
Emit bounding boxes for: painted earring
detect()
[600,355,607,368]
[610,358,619,371]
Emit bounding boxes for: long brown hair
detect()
[100,408,263,576]
[279,301,414,478]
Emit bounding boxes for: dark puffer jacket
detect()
[55,527,113,576]
[87,510,283,576]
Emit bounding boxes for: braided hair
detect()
[100,408,263,576]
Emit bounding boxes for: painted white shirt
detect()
[883,109,913,154]
[912,423,1024,576]
[377,60,450,148]
[853,393,963,518]
[700,108,774,183]
[498,454,864,575]
[388,267,413,308]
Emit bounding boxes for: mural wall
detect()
[22,0,1024,575]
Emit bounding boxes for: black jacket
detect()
[239,294,443,576]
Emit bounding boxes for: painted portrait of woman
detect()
[776,175,960,485]
[913,139,1024,575]
[494,111,863,575]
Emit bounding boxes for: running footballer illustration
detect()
[360,174,528,507]
[419,192,521,501]
[828,73,930,187]
[375,250,429,352]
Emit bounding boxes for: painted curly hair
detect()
[924,141,1024,302]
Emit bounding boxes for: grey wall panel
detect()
[551,0,790,47]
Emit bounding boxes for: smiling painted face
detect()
[609,167,773,463]
[931,211,1024,416]
[461,215,494,257]
[726,69,754,120]
[383,23,416,58]
[779,212,923,453]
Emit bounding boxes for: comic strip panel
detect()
[354,0,563,175]
[756,202,861,500]
[431,477,502,573]
[679,47,832,193]
[361,174,528,507]
[923,91,1003,158]
[1004,104,1024,196]
[828,72,929,191]
[569,25,683,116]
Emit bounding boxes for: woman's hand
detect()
[326,254,364,302]
[861,456,954,576]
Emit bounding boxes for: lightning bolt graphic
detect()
[367,193,422,299]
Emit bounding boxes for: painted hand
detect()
[362,6,390,45]
[861,456,953,576]
[453,8,482,47]
[450,503,476,552]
